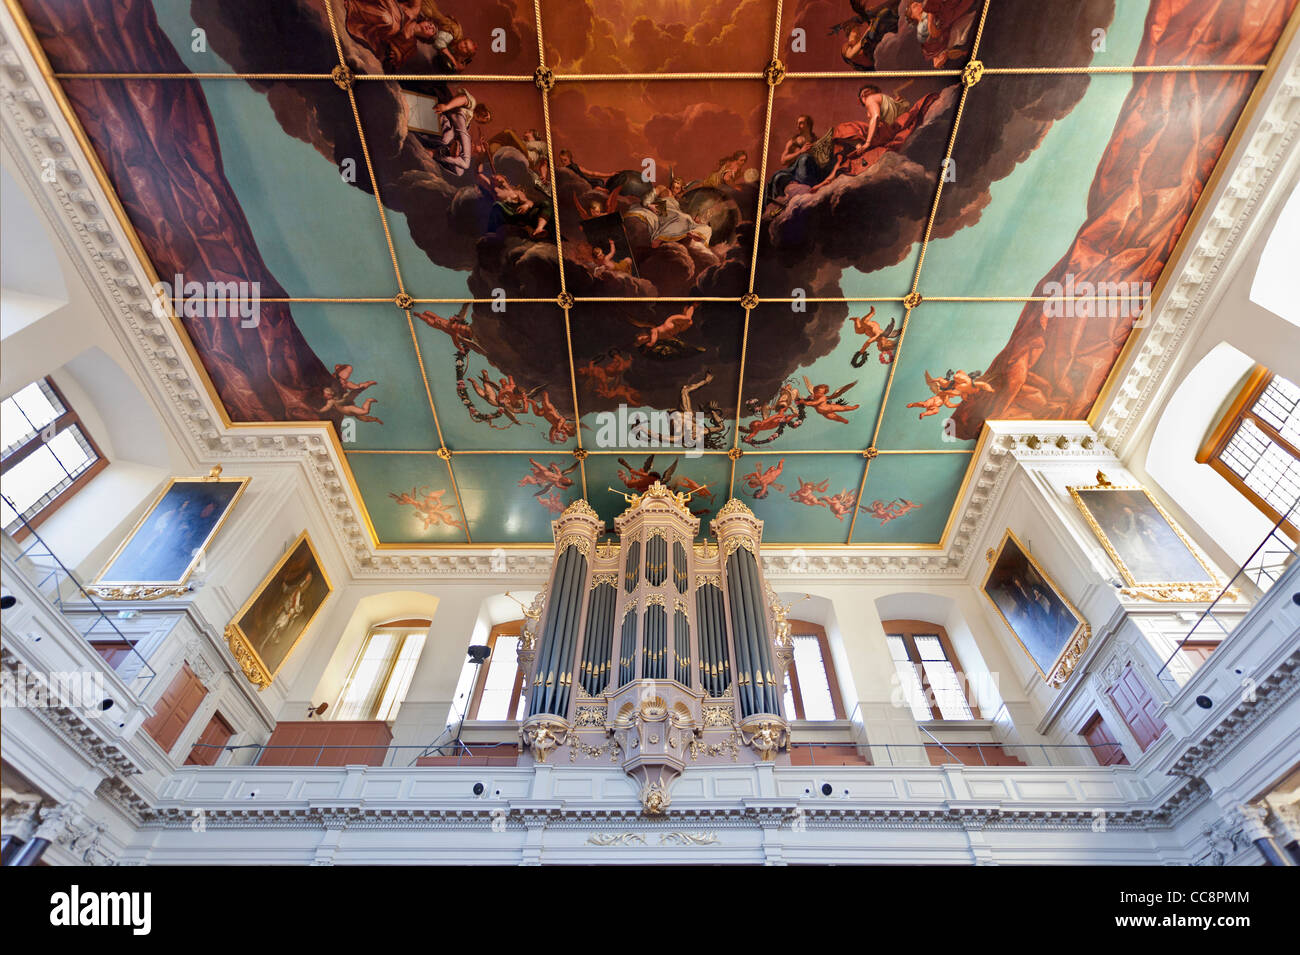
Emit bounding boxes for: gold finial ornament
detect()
[903,291,922,310]
[764,59,786,87]
[394,291,414,310]
[1095,470,1113,487]
[534,66,555,91]
[206,465,224,480]
[331,64,354,90]
[961,59,984,88]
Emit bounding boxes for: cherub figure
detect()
[417,303,483,356]
[823,489,860,520]
[529,389,577,444]
[618,454,678,493]
[535,488,566,514]
[578,350,641,404]
[799,376,860,423]
[849,306,900,366]
[790,477,830,507]
[861,497,923,524]
[742,459,786,499]
[629,304,696,349]
[907,368,992,418]
[389,486,463,531]
[469,370,531,424]
[332,363,377,397]
[519,458,579,497]
[320,389,382,423]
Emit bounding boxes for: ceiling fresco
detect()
[15,0,1298,546]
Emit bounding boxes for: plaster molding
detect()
[1094,47,1300,453]
[4,9,1292,579]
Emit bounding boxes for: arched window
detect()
[1196,364,1300,540]
[1,376,107,537]
[882,619,976,722]
[781,620,845,721]
[334,619,428,721]
[464,620,527,721]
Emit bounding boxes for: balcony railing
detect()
[1,495,156,693]
[1155,497,1299,694]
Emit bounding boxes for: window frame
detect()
[1,376,108,539]
[466,620,526,721]
[334,618,429,722]
[783,619,846,721]
[882,619,980,722]
[1196,364,1300,542]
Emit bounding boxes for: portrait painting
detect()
[94,474,249,586]
[1069,482,1216,589]
[982,530,1089,683]
[227,532,332,688]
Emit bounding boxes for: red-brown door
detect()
[1180,640,1219,671]
[142,663,208,753]
[1082,712,1129,765]
[184,712,234,766]
[91,640,136,668]
[1107,664,1167,752]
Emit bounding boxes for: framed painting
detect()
[981,529,1090,687]
[224,531,332,690]
[91,467,248,598]
[1068,474,1218,601]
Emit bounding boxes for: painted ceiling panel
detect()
[17,0,1298,547]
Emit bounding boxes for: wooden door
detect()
[1107,665,1167,752]
[184,712,234,766]
[1082,712,1129,765]
[142,664,208,753]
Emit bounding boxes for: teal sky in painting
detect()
[739,453,865,544]
[855,451,973,545]
[454,454,581,542]
[153,3,471,300]
[289,303,440,451]
[346,452,465,543]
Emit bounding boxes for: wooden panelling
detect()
[258,720,393,766]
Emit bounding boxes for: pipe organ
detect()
[517,483,793,814]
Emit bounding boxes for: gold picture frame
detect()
[224,531,332,690]
[1067,474,1219,602]
[981,529,1091,688]
[89,467,249,599]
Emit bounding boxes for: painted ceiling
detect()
[16,0,1297,547]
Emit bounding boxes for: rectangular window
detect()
[1,378,107,536]
[458,621,527,721]
[884,620,979,722]
[334,626,427,722]
[781,621,844,721]
[1199,367,1300,539]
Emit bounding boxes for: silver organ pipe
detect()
[517,486,792,814]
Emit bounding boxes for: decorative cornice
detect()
[1095,50,1300,452]
[4,9,1292,580]
[1170,648,1300,778]
[0,646,141,779]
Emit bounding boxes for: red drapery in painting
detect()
[23,0,336,423]
[950,0,1296,439]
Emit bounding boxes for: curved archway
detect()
[1146,342,1275,566]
